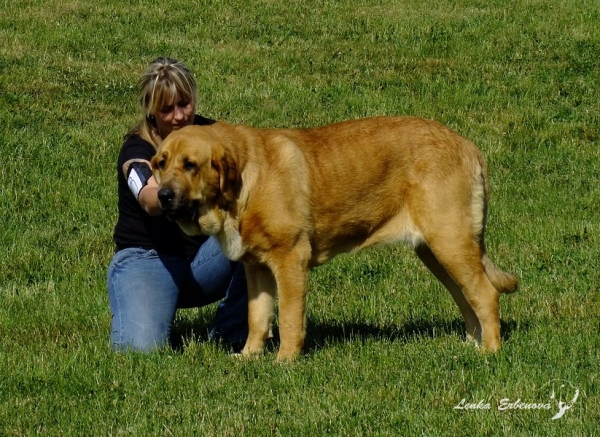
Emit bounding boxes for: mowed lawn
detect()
[0,0,598,435]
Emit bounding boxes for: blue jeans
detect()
[107,237,248,352]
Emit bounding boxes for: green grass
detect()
[1,0,598,435]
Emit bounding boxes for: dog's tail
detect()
[482,254,519,294]
[474,153,519,294]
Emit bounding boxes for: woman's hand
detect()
[123,159,163,216]
[138,177,163,216]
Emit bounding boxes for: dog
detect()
[151,116,518,361]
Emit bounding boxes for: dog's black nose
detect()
[157,187,175,206]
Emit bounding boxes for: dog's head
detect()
[151,125,238,236]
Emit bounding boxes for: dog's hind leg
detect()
[420,233,501,352]
[242,264,276,357]
[410,152,507,351]
[415,244,481,345]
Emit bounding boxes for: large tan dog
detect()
[151,116,518,361]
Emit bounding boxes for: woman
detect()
[107,57,247,352]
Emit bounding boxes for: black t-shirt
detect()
[112,115,215,259]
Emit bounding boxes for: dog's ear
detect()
[150,156,160,181]
[211,147,238,202]
[150,154,165,183]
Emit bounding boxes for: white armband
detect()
[127,162,153,200]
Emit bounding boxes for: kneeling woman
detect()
[107,57,247,352]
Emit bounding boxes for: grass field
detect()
[1,0,598,435]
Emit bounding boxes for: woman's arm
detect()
[122,159,163,216]
[138,177,162,216]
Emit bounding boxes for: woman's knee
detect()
[110,321,171,352]
[107,248,181,352]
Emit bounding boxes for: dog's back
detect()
[271,116,485,263]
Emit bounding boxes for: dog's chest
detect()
[217,218,246,261]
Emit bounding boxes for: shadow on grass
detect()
[170,314,213,352]
[304,317,521,352]
[170,313,522,354]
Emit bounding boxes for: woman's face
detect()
[152,97,195,138]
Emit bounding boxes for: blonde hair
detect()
[127,57,198,148]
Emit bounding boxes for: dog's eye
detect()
[157,159,166,170]
[183,159,198,172]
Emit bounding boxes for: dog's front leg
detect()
[242,263,276,358]
[272,250,310,361]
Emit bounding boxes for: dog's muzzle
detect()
[157,187,176,208]
[157,187,198,221]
